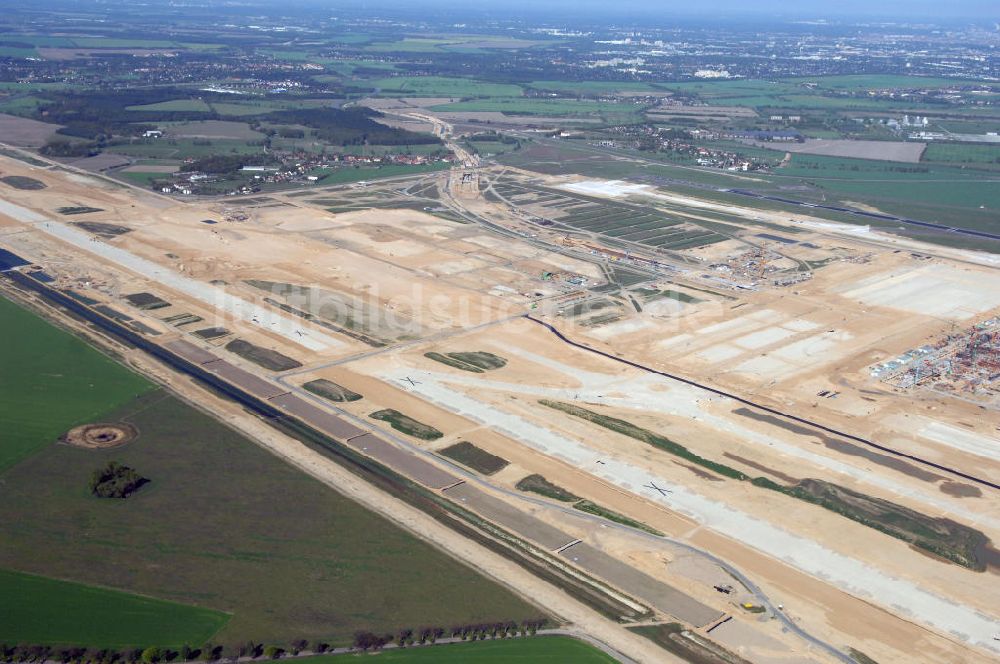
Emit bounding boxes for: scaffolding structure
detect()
[871,316,1000,400]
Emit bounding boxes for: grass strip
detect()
[425,352,507,373]
[515,474,580,502]
[0,568,228,648]
[303,378,362,402]
[425,352,483,373]
[628,622,751,664]
[539,400,747,480]
[370,409,443,440]
[439,442,509,475]
[573,501,663,536]
[750,477,988,570]
[542,400,991,570]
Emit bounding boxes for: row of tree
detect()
[0,619,548,664]
[353,618,549,651]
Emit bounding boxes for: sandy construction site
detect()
[1,152,999,664]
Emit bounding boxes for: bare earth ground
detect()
[0,114,62,147]
[749,139,927,163]
[0,154,997,664]
[60,422,138,449]
[67,153,133,172]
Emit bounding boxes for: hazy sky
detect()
[337,0,1000,20]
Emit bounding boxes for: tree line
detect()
[352,618,549,651]
[253,108,440,147]
[0,619,549,664]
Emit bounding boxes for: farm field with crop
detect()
[0,296,151,471]
[0,297,539,647]
[0,389,538,645]
[0,570,229,649]
[371,76,523,98]
[125,99,212,113]
[301,636,618,663]
[922,143,1000,167]
[430,98,644,117]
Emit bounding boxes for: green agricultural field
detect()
[650,75,981,113]
[209,101,286,117]
[259,49,326,62]
[0,81,76,91]
[429,98,642,117]
[70,38,178,48]
[125,99,212,112]
[809,178,1000,212]
[0,569,228,648]
[468,140,518,157]
[327,34,375,44]
[301,636,617,662]
[365,37,538,54]
[654,75,982,99]
[770,153,1000,211]
[301,162,450,186]
[0,294,537,646]
[934,120,1000,134]
[365,38,462,53]
[498,141,758,189]
[527,81,660,94]
[709,94,923,112]
[50,37,221,50]
[312,143,445,157]
[0,296,151,471]
[0,46,38,58]
[0,391,538,645]
[782,74,987,90]
[107,139,264,160]
[0,46,38,60]
[0,35,76,48]
[922,142,1000,166]
[118,171,173,187]
[371,76,523,98]
[323,60,400,76]
[652,79,809,98]
[776,152,969,179]
[0,95,44,115]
